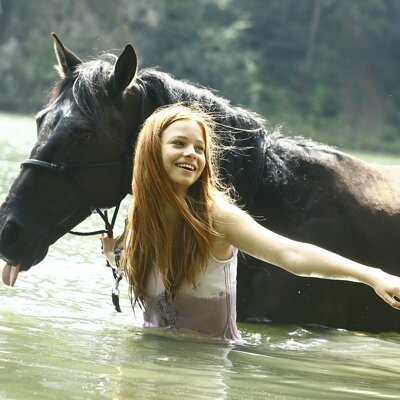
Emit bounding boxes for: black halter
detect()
[21,86,147,312]
[20,155,131,238]
[20,155,131,313]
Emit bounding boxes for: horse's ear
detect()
[52,33,82,78]
[112,44,137,93]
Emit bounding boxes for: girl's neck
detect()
[163,189,188,223]
[164,201,179,225]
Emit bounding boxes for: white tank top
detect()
[143,248,241,341]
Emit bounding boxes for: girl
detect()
[102,104,400,341]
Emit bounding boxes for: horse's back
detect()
[253,143,400,267]
[333,153,400,215]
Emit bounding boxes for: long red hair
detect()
[122,104,228,304]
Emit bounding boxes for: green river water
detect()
[0,113,399,399]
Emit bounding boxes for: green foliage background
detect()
[1,0,399,153]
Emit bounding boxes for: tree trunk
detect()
[304,0,322,68]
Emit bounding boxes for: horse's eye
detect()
[80,131,95,144]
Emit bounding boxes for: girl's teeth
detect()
[178,164,194,171]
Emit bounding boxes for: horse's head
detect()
[0,34,141,285]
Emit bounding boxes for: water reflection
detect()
[1,113,400,399]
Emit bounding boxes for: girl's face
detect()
[161,119,206,195]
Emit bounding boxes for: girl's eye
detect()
[196,147,205,153]
[173,141,184,147]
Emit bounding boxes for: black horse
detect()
[1,34,400,331]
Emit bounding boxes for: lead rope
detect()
[72,204,124,312]
[111,246,123,312]
[98,219,123,313]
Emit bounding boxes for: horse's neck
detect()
[137,71,216,115]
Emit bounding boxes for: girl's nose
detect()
[184,147,197,158]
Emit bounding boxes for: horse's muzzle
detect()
[0,219,24,265]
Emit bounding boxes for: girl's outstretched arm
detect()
[213,202,400,310]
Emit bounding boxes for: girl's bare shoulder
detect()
[209,196,236,258]
[211,196,247,235]
[211,195,234,218]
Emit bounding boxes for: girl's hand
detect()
[101,234,117,266]
[372,270,400,310]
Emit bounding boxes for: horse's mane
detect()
[137,68,266,130]
[49,54,118,126]
[48,54,341,196]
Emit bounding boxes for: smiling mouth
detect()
[176,163,196,171]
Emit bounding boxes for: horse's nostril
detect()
[0,221,22,247]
